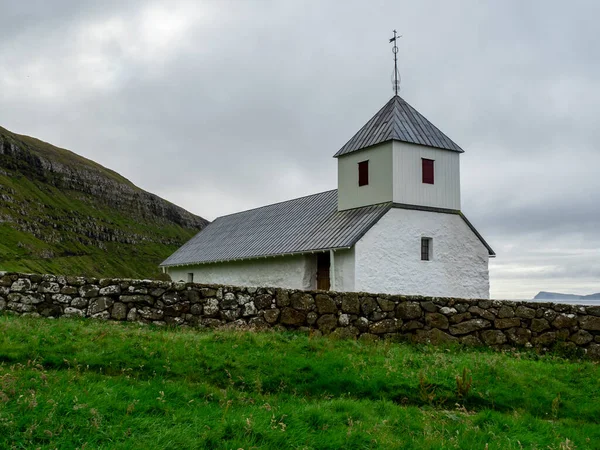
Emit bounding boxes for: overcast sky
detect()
[1,0,599,299]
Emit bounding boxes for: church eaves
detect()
[334,95,464,157]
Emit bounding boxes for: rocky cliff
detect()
[0,125,208,278]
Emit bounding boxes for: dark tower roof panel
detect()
[334,95,464,157]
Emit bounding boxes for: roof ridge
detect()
[214,189,337,221]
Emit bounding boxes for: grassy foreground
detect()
[0,316,598,449]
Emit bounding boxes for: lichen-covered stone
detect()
[481,330,507,345]
[254,294,273,310]
[450,312,472,324]
[88,297,114,316]
[396,302,422,320]
[79,285,100,298]
[570,330,593,345]
[237,293,252,305]
[552,314,577,329]
[506,327,532,345]
[291,293,314,311]
[360,297,376,315]
[460,335,482,346]
[377,297,395,312]
[276,290,290,307]
[190,304,203,315]
[478,300,492,309]
[497,306,515,319]
[402,320,424,331]
[91,311,111,320]
[515,306,536,319]
[99,285,121,296]
[331,326,359,340]
[355,317,369,332]
[369,319,399,334]
[414,328,458,345]
[494,318,521,329]
[449,319,491,335]
[425,313,449,330]
[532,332,557,346]
[203,299,219,317]
[315,294,336,314]
[126,308,138,321]
[342,294,360,314]
[221,309,241,321]
[38,281,60,294]
[586,306,600,317]
[263,308,280,324]
[421,301,437,313]
[338,314,350,327]
[137,307,163,321]
[579,315,600,331]
[439,306,457,316]
[588,344,600,361]
[112,302,127,320]
[60,285,78,295]
[280,307,306,326]
[11,279,31,292]
[316,314,337,333]
[64,307,85,317]
[8,293,44,305]
[531,318,551,333]
[120,295,153,304]
[243,301,257,317]
[51,294,72,304]
[468,306,495,321]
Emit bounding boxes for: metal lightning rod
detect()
[389,30,402,95]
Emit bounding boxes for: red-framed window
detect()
[422,158,434,184]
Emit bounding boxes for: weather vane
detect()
[389,30,402,95]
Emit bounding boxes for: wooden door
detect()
[316,252,330,290]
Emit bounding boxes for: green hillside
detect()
[0,126,207,278]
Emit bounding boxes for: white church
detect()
[161,94,494,299]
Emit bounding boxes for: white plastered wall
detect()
[354,208,490,299]
[331,248,355,292]
[392,141,461,210]
[166,254,316,290]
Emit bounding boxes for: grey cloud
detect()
[1,0,599,298]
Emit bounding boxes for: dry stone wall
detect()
[1,272,600,359]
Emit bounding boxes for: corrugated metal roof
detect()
[334,95,464,157]
[160,190,391,266]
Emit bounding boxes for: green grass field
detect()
[0,315,598,449]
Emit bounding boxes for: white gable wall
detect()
[166,254,316,290]
[354,208,490,299]
[337,142,393,211]
[392,141,461,210]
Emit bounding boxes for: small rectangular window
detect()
[422,158,434,184]
[358,160,369,186]
[187,273,194,283]
[421,237,432,261]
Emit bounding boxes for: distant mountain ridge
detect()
[0,125,208,278]
[534,291,600,301]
